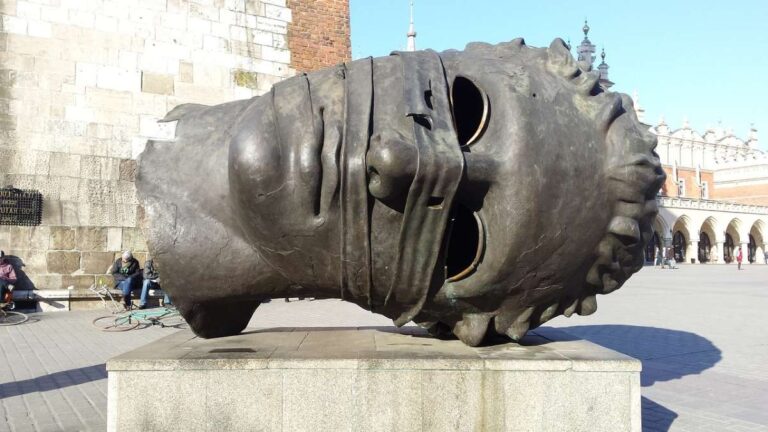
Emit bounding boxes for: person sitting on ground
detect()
[0,251,18,306]
[111,251,142,310]
[139,257,171,309]
[664,247,677,269]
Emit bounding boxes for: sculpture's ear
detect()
[450,76,489,147]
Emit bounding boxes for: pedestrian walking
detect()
[736,246,743,270]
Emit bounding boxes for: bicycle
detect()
[92,305,187,332]
[0,285,29,326]
[88,276,124,314]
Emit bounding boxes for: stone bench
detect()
[11,287,168,312]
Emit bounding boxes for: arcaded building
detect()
[0,0,350,309]
[573,22,768,265]
[651,120,767,265]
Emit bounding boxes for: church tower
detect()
[597,48,614,90]
[406,0,417,51]
[577,20,596,69]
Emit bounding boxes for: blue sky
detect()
[349,0,768,149]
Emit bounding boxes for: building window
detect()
[677,179,685,197]
[701,181,709,199]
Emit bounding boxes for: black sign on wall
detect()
[0,188,43,226]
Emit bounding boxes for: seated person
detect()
[111,251,142,310]
[0,251,17,306]
[139,257,171,309]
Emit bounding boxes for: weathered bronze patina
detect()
[137,39,665,346]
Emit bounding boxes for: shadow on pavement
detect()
[555,325,722,385]
[642,396,678,432]
[556,325,722,432]
[0,363,106,399]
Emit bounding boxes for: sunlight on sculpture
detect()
[136,38,665,346]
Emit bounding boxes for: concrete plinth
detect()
[107,327,641,432]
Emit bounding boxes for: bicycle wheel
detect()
[158,313,188,329]
[92,315,139,332]
[0,310,29,326]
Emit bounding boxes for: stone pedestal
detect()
[107,327,641,432]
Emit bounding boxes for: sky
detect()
[349,0,768,150]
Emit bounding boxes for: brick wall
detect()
[713,183,768,206]
[0,0,296,292]
[661,166,715,199]
[287,0,350,73]
[661,165,768,205]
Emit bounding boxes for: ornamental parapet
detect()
[657,196,768,215]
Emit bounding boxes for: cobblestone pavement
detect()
[549,264,768,432]
[0,264,766,431]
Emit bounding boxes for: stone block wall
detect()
[0,0,314,292]
[0,225,148,290]
[287,0,350,72]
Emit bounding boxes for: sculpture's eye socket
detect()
[451,76,489,147]
[445,204,484,282]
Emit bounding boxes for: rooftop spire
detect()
[597,46,613,89]
[406,0,416,52]
[747,124,758,146]
[656,115,670,135]
[632,90,644,122]
[576,19,596,69]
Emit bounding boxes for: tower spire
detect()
[406,0,416,52]
[576,19,596,69]
[632,90,645,122]
[747,124,758,147]
[597,47,613,89]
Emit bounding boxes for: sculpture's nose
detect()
[366,133,418,211]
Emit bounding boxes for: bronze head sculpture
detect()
[137,38,665,346]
